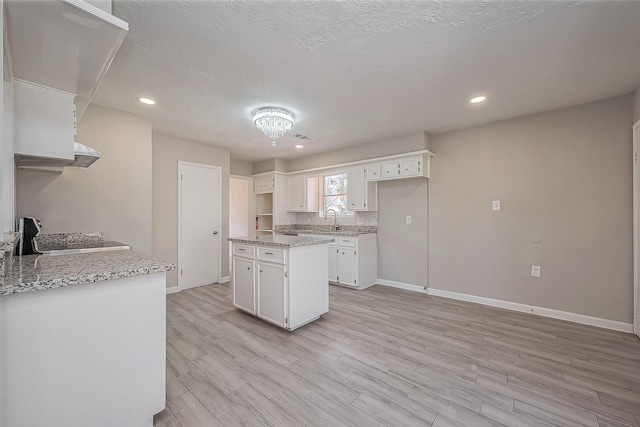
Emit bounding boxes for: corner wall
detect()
[16,105,153,255]
[152,133,230,288]
[429,95,633,323]
[633,87,640,123]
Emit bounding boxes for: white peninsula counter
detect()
[229,235,334,330]
[0,250,174,427]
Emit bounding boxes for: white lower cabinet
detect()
[232,257,255,313]
[257,262,287,327]
[231,241,329,330]
[302,233,377,290]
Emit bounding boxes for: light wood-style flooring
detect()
[155,283,640,427]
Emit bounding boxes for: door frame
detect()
[230,174,255,240]
[633,119,640,337]
[177,161,223,291]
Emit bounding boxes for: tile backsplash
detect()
[295,211,377,227]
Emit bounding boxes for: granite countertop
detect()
[229,235,335,248]
[39,241,131,255]
[275,229,375,237]
[0,250,175,296]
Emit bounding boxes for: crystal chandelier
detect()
[252,106,296,146]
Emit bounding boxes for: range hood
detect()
[15,143,102,168]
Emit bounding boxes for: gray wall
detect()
[152,132,230,288]
[377,178,429,286]
[17,105,153,255]
[429,95,633,323]
[634,87,640,123]
[286,132,428,172]
[230,157,253,176]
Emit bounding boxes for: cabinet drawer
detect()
[233,244,255,258]
[257,247,286,264]
[381,162,400,179]
[336,237,356,247]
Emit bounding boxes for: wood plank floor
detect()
[155,283,640,427]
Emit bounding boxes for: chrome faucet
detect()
[327,208,339,230]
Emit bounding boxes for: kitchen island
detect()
[0,250,174,427]
[229,235,334,330]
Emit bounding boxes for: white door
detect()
[179,162,221,290]
[257,262,286,327]
[338,248,357,287]
[634,119,640,337]
[232,257,255,314]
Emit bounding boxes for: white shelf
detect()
[256,213,273,216]
[5,0,129,120]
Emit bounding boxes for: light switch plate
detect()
[492,200,501,211]
[406,216,412,224]
[531,265,541,277]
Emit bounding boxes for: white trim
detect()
[165,286,181,295]
[178,161,223,290]
[219,276,230,284]
[427,288,633,333]
[634,118,640,337]
[376,278,428,293]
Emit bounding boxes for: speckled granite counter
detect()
[229,235,334,248]
[273,225,376,236]
[1,250,175,296]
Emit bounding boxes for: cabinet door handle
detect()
[247,267,251,270]
[260,270,264,273]
[238,248,245,251]
[265,252,273,255]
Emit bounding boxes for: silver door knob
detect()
[213,231,219,235]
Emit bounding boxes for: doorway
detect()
[634,119,640,338]
[229,175,252,271]
[178,161,222,290]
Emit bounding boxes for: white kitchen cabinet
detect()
[347,166,377,211]
[232,257,255,314]
[400,156,427,177]
[300,233,377,290]
[5,0,128,120]
[338,248,357,287]
[379,155,430,180]
[13,80,75,161]
[365,163,381,181]
[231,240,329,330]
[254,174,274,194]
[381,161,401,179]
[287,175,319,212]
[257,262,287,327]
[328,245,338,282]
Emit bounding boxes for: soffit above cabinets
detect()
[4,0,128,121]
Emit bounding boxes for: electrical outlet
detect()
[531,265,541,277]
[406,216,412,224]
[492,200,501,211]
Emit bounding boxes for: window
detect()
[323,173,352,216]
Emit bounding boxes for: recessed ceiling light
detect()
[295,144,304,148]
[139,97,155,105]
[470,96,486,104]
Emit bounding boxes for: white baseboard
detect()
[219,276,230,284]
[376,278,428,294]
[427,288,634,333]
[165,286,181,295]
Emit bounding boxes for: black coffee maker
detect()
[16,217,43,255]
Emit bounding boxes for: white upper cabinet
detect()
[13,81,75,160]
[5,0,128,121]
[365,163,380,181]
[254,174,274,194]
[379,154,430,180]
[287,175,318,212]
[347,166,377,211]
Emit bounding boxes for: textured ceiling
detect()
[92,1,640,162]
